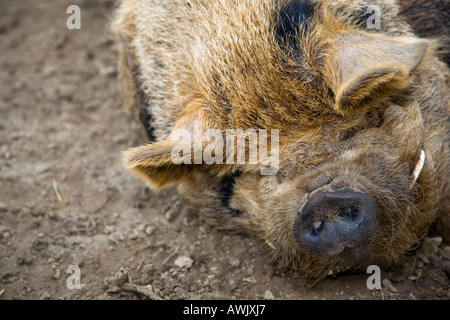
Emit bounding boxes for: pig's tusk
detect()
[412,149,426,186]
[265,239,276,250]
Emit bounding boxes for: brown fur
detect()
[398,0,449,66]
[113,0,450,277]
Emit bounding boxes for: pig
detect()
[112,0,450,277]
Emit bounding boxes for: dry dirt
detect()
[1,0,449,300]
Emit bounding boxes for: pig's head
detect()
[121,0,448,277]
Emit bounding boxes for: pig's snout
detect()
[293,189,376,257]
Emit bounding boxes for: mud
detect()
[0,0,449,300]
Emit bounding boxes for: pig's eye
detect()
[340,127,358,141]
[340,110,384,141]
[218,172,242,217]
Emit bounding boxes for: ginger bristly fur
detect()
[113,0,450,277]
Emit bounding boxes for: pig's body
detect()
[113,0,450,277]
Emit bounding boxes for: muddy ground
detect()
[0,0,449,300]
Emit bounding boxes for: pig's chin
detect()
[332,243,370,264]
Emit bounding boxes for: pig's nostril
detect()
[338,206,359,221]
[311,220,324,236]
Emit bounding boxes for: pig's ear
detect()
[325,34,428,114]
[122,141,197,190]
[123,105,231,190]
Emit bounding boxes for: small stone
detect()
[106,286,121,294]
[32,240,48,251]
[97,64,116,77]
[382,279,397,293]
[109,232,125,243]
[264,290,275,300]
[417,237,439,263]
[39,291,51,300]
[439,246,450,260]
[112,133,128,144]
[53,268,61,280]
[31,209,46,217]
[429,237,443,247]
[132,200,144,209]
[143,264,155,274]
[47,211,58,220]
[106,267,130,288]
[418,256,429,265]
[229,259,240,268]
[165,209,178,222]
[103,225,115,235]
[35,162,51,174]
[145,226,156,236]
[73,257,84,268]
[137,230,146,239]
[17,255,33,266]
[200,277,210,287]
[174,256,193,269]
[429,255,441,267]
[129,231,138,240]
[209,267,218,273]
[174,288,188,300]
